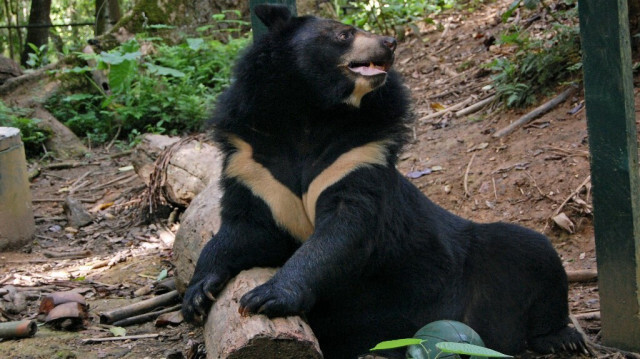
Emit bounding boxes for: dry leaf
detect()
[552,212,575,234]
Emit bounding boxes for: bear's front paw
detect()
[239,281,312,318]
[182,273,228,324]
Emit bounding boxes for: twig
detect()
[69,171,94,194]
[88,173,137,191]
[551,175,592,218]
[455,95,496,117]
[419,97,474,122]
[492,177,498,201]
[105,125,121,152]
[464,153,476,198]
[493,85,577,138]
[33,198,95,203]
[81,333,159,344]
[44,161,100,170]
[93,150,134,161]
[426,54,459,78]
[43,250,92,259]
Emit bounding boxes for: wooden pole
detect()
[579,0,640,350]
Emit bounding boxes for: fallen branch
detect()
[112,304,182,327]
[44,161,100,170]
[99,290,179,324]
[566,269,597,283]
[573,311,600,321]
[419,97,474,123]
[42,250,92,259]
[81,333,159,344]
[464,153,476,198]
[493,85,577,138]
[455,95,496,117]
[551,175,592,218]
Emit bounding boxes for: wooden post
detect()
[579,0,640,350]
[249,0,297,41]
[0,127,35,250]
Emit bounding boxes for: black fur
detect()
[182,5,585,359]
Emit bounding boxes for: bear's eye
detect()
[337,31,353,42]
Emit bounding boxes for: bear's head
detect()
[253,4,398,108]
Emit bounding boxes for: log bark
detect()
[172,178,223,294]
[205,268,322,359]
[131,134,223,207]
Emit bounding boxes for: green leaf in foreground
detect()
[436,342,512,357]
[371,338,423,351]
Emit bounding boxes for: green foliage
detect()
[487,23,581,108]
[336,0,454,35]
[47,32,249,145]
[25,43,50,68]
[0,100,51,157]
[370,338,511,359]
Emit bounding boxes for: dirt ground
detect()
[0,0,634,358]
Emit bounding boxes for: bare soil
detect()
[0,0,634,358]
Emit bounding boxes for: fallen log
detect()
[566,269,598,283]
[173,178,223,294]
[492,85,577,138]
[205,267,322,359]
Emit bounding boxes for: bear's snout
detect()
[382,37,397,52]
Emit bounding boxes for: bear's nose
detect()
[382,37,397,52]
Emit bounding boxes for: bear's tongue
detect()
[350,62,387,76]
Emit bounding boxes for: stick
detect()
[89,173,137,191]
[566,269,597,282]
[81,333,159,344]
[493,86,577,138]
[99,290,179,324]
[551,175,592,218]
[419,97,474,122]
[111,304,182,327]
[464,153,476,198]
[574,311,600,321]
[42,250,92,259]
[455,95,496,117]
[44,161,100,170]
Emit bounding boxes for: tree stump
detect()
[0,127,35,250]
[205,268,322,359]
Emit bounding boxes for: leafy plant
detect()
[487,23,581,108]
[47,28,249,146]
[371,339,511,359]
[337,0,454,36]
[25,43,50,68]
[0,100,51,157]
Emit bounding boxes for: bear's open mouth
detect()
[347,61,391,77]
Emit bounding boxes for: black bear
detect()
[182,5,585,359]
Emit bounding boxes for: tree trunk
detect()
[95,0,108,36]
[21,0,52,67]
[108,0,122,27]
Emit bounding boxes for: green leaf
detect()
[63,93,95,102]
[371,338,423,351]
[109,60,137,93]
[146,63,185,78]
[523,0,540,9]
[187,38,205,51]
[157,268,168,281]
[110,326,127,337]
[436,342,512,357]
[502,0,522,22]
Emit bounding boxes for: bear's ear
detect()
[254,4,292,31]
